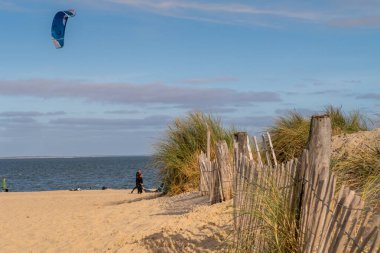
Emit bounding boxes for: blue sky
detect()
[0,0,379,156]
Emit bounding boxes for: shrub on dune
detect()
[331,146,380,211]
[269,105,377,208]
[269,105,369,163]
[325,105,368,135]
[267,111,309,163]
[153,112,234,195]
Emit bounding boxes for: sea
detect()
[0,156,159,192]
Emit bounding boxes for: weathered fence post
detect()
[234,132,249,157]
[215,141,233,201]
[210,161,222,204]
[300,115,332,251]
[306,115,331,179]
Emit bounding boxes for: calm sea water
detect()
[0,156,159,192]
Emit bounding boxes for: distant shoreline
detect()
[0,155,152,160]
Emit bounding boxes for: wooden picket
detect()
[199,115,380,252]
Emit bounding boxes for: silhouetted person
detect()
[131,169,143,193]
[137,173,144,194]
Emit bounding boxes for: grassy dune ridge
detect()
[154,107,378,210]
[154,107,378,251]
[153,112,234,195]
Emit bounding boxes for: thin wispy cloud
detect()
[357,93,380,100]
[50,115,172,130]
[107,0,320,20]
[104,109,140,114]
[179,76,239,85]
[0,79,281,108]
[101,0,321,27]
[2,0,380,28]
[308,89,350,95]
[91,0,380,27]
[0,111,66,117]
[0,0,21,11]
[330,16,380,28]
[0,116,37,124]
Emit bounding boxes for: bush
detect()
[269,106,369,162]
[269,105,378,209]
[153,112,234,195]
[232,175,299,253]
[267,112,309,163]
[331,146,380,211]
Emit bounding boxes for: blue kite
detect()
[51,9,76,49]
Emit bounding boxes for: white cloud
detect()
[0,79,281,108]
[107,0,320,20]
[49,115,172,130]
[92,0,380,28]
[179,76,239,85]
[357,93,380,100]
[0,111,66,117]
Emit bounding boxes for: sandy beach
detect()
[0,190,232,253]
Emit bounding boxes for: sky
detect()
[0,0,379,157]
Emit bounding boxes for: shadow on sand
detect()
[106,193,163,206]
[142,221,230,253]
[154,192,210,216]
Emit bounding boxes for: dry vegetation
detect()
[153,112,234,195]
[268,105,369,162]
[154,106,379,252]
[269,106,379,210]
[331,129,380,211]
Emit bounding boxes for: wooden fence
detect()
[199,115,380,252]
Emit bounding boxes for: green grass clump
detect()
[325,105,369,135]
[331,146,380,211]
[267,112,310,163]
[153,112,234,195]
[269,105,369,162]
[233,176,299,253]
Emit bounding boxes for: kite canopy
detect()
[51,9,76,49]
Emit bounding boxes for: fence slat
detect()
[266,131,277,167]
[253,136,263,168]
[215,141,233,201]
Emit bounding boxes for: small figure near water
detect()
[131,169,144,194]
[156,183,165,193]
[2,177,9,192]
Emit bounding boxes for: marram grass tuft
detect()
[153,112,234,195]
[269,105,369,162]
[331,146,380,211]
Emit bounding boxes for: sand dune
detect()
[0,190,232,252]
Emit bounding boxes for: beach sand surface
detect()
[0,190,232,253]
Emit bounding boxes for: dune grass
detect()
[267,112,310,163]
[233,176,299,253]
[331,146,380,211]
[153,112,235,195]
[268,105,369,163]
[269,105,379,209]
[325,105,369,135]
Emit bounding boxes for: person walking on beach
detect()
[131,169,144,194]
[137,172,144,194]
